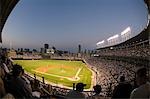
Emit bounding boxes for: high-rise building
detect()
[78,44,81,53]
[40,48,45,53]
[44,44,49,49]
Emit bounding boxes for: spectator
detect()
[21,69,32,91]
[31,79,42,98]
[84,57,136,96]
[65,83,87,99]
[130,68,150,99]
[112,75,132,99]
[0,67,6,98]
[6,64,33,98]
[0,64,6,80]
[0,64,15,99]
[89,84,105,99]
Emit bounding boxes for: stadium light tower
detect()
[96,40,105,48]
[107,34,119,46]
[121,27,131,42]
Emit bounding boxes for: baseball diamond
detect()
[14,60,94,89]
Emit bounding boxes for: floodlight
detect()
[121,27,131,35]
[113,34,119,39]
[96,40,105,45]
[107,34,119,41]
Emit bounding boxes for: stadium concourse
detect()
[0,0,150,99]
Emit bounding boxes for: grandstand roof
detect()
[114,26,149,47]
[0,0,19,42]
[96,26,149,50]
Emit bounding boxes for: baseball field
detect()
[14,60,93,89]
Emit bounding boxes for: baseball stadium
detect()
[0,0,150,99]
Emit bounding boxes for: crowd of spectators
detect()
[84,56,147,96]
[0,48,150,99]
[97,44,149,58]
[11,54,42,60]
[0,49,52,98]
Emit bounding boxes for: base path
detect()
[67,67,83,81]
[32,67,82,81]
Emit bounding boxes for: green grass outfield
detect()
[14,60,93,89]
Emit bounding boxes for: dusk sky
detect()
[2,0,148,52]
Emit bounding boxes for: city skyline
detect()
[2,0,148,52]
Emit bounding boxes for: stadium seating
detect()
[0,0,149,98]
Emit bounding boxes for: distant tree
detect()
[91,50,94,54]
[21,48,23,52]
[57,50,63,56]
[32,49,37,52]
[88,50,91,54]
[64,51,68,54]
[84,49,87,54]
[18,48,20,52]
[94,50,97,54]
[24,48,30,52]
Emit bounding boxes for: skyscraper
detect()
[44,44,49,49]
[44,44,49,53]
[78,44,81,53]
